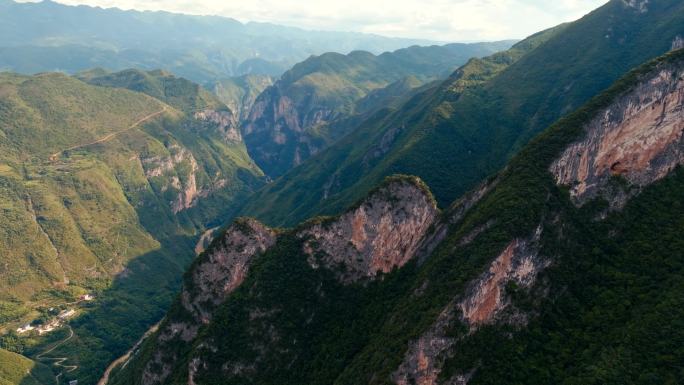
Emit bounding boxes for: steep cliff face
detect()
[115,176,440,385]
[458,228,546,327]
[141,144,229,214]
[393,227,547,385]
[140,218,276,385]
[211,75,274,123]
[0,71,269,385]
[242,84,330,176]
[550,62,684,208]
[194,109,241,142]
[299,176,438,282]
[391,53,684,385]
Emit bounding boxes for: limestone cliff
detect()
[393,226,547,385]
[194,109,242,142]
[141,143,231,214]
[550,59,684,208]
[241,84,332,177]
[298,176,438,282]
[140,219,276,385]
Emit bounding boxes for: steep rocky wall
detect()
[141,144,228,213]
[140,218,276,385]
[458,228,545,327]
[182,219,276,323]
[241,84,332,176]
[298,177,438,283]
[550,63,684,208]
[673,36,684,51]
[393,227,547,385]
[194,109,242,142]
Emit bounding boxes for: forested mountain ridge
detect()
[111,48,684,384]
[233,0,684,227]
[0,71,264,384]
[241,41,515,177]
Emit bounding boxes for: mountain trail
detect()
[97,320,162,385]
[36,325,77,385]
[49,106,167,162]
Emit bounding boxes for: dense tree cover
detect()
[114,50,684,384]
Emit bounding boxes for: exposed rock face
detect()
[298,177,438,283]
[394,227,546,385]
[141,144,229,213]
[194,109,241,142]
[142,145,194,179]
[182,219,276,323]
[550,63,684,208]
[459,228,545,326]
[673,36,684,51]
[141,145,202,212]
[622,0,649,13]
[140,219,276,385]
[393,303,457,385]
[242,84,332,177]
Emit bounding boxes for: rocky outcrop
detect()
[394,227,546,385]
[550,62,684,208]
[298,176,438,283]
[241,84,333,177]
[140,219,276,385]
[459,228,545,327]
[181,218,276,324]
[673,36,684,51]
[142,145,229,213]
[194,109,241,142]
[393,303,457,385]
[622,0,649,13]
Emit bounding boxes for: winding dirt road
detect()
[49,107,167,162]
[36,326,77,385]
[97,320,161,385]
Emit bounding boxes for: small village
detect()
[15,294,95,336]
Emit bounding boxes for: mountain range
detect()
[233,0,684,227]
[0,68,266,384]
[1,0,684,384]
[241,41,514,176]
[0,0,442,83]
[112,46,684,384]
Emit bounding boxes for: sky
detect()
[30,0,610,41]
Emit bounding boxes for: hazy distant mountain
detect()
[0,0,443,83]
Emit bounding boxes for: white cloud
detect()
[33,0,609,41]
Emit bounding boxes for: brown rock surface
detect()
[551,64,684,208]
[298,177,438,282]
[141,218,276,385]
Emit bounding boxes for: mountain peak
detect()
[298,175,438,282]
